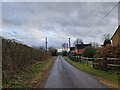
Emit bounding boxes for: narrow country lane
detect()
[44,55,108,88]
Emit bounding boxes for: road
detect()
[44,55,108,88]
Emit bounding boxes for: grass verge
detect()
[66,58,119,88]
[2,59,54,88]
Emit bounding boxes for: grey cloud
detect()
[2,2,118,48]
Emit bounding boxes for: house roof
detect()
[76,44,84,49]
[111,25,120,39]
[84,44,92,47]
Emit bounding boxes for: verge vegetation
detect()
[66,58,119,88]
[2,37,54,88]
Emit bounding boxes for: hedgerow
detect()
[2,37,51,80]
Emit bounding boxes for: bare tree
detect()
[103,34,111,40]
[102,34,111,46]
[38,46,45,51]
[73,38,83,46]
[62,43,68,51]
[92,42,99,48]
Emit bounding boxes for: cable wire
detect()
[85,2,120,36]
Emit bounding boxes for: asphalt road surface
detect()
[44,55,108,88]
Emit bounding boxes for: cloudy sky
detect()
[1,2,119,49]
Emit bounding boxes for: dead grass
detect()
[2,59,54,88]
[33,59,54,88]
[95,76,119,89]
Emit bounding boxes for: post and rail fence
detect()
[68,55,120,71]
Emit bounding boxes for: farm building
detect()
[111,25,120,46]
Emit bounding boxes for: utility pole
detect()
[45,37,47,51]
[69,38,71,49]
[118,1,120,25]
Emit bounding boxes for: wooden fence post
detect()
[87,57,88,66]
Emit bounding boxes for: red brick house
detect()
[70,43,91,55]
[111,25,120,46]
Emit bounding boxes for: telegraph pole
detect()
[69,38,71,49]
[45,37,47,51]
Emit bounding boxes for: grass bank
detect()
[66,58,119,88]
[3,59,54,88]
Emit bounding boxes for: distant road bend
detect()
[44,55,108,88]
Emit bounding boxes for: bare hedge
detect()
[2,38,51,79]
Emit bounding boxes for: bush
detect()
[82,46,96,58]
[95,44,120,58]
[48,47,57,56]
[93,44,120,71]
[62,51,68,56]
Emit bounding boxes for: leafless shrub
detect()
[2,38,51,79]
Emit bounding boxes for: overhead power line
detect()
[96,2,119,26]
[85,2,120,36]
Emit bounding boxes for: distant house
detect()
[111,25,120,46]
[69,43,91,55]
